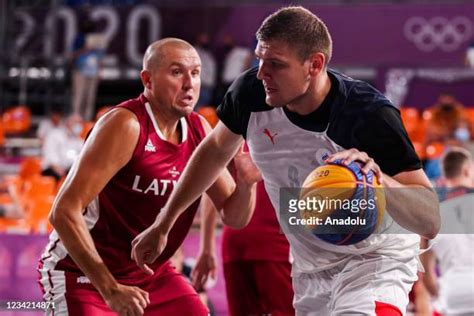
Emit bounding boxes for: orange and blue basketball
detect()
[300,159,385,245]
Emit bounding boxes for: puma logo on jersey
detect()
[145,138,156,152]
[263,128,278,145]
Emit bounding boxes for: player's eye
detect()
[171,68,182,76]
[271,61,281,68]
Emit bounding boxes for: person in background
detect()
[194,33,217,108]
[71,19,106,121]
[41,114,84,181]
[37,108,64,143]
[214,35,252,105]
[420,147,474,316]
[423,93,471,180]
[425,93,470,146]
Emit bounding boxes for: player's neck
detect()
[147,100,182,144]
[286,70,331,115]
[445,178,473,189]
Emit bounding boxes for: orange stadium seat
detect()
[425,142,445,160]
[0,122,5,146]
[2,106,32,134]
[24,195,54,233]
[412,141,426,160]
[21,176,56,200]
[81,121,94,140]
[18,157,42,180]
[197,106,219,128]
[465,108,474,137]
[400,107,424,142]
[400,107,419,127]
[2,157,43,208]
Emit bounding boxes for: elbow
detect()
[48,204,71,229]
[423,210,441,240]
[224,221,249,230]
[222,215,251,229]
[423,222,440,240]
[48,208,60,228]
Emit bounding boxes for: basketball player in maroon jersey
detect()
[221,180,294,315]
[38,38,259,316]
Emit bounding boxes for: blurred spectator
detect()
[195,33,217,108]
[36,108,64,143]
[214,35,252,104]
[221,35,252,88]
[425,94,469,145]
[71,19,106,121]
[420,147,474,316]
[41,114,84,181]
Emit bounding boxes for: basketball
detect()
[299,159,385,245]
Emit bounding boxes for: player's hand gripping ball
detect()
[299,159,385,245]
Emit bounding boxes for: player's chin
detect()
[176,101,196,113]
[265,96,286,108]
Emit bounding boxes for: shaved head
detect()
[143,38,196,70]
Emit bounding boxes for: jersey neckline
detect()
[144,102,188,144]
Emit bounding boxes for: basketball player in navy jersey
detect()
[38,38,259,316]
[132,7,440,315]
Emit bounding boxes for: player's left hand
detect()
[191,251,217,291]
[233,145,262,185]
[326,148,383,183]
[131,224,168,275]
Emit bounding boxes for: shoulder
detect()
[92,107,140,141]
[330,69,393,115]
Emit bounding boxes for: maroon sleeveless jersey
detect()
[39,94,206,278]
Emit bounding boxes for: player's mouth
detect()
[179,95,194,106]
[264,86,278,94]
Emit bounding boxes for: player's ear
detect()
[140,69,152,89]
[308,52,325,77]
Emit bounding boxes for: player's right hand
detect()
[102,283,150,316]
[131,224,168,275]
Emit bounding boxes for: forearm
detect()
[220,180,256,229]
[199,194,217,254]
[158,135,240,233]
[49,204,118,297]
[383,176,440,239]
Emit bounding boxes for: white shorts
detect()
[433,270,474,315]
[292,255,418,315]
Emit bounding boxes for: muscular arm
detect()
[333,106,440,239]
[48,109,149,313]
[191,194,217,290]
[158,119,254,232]
[383,169,440,239]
